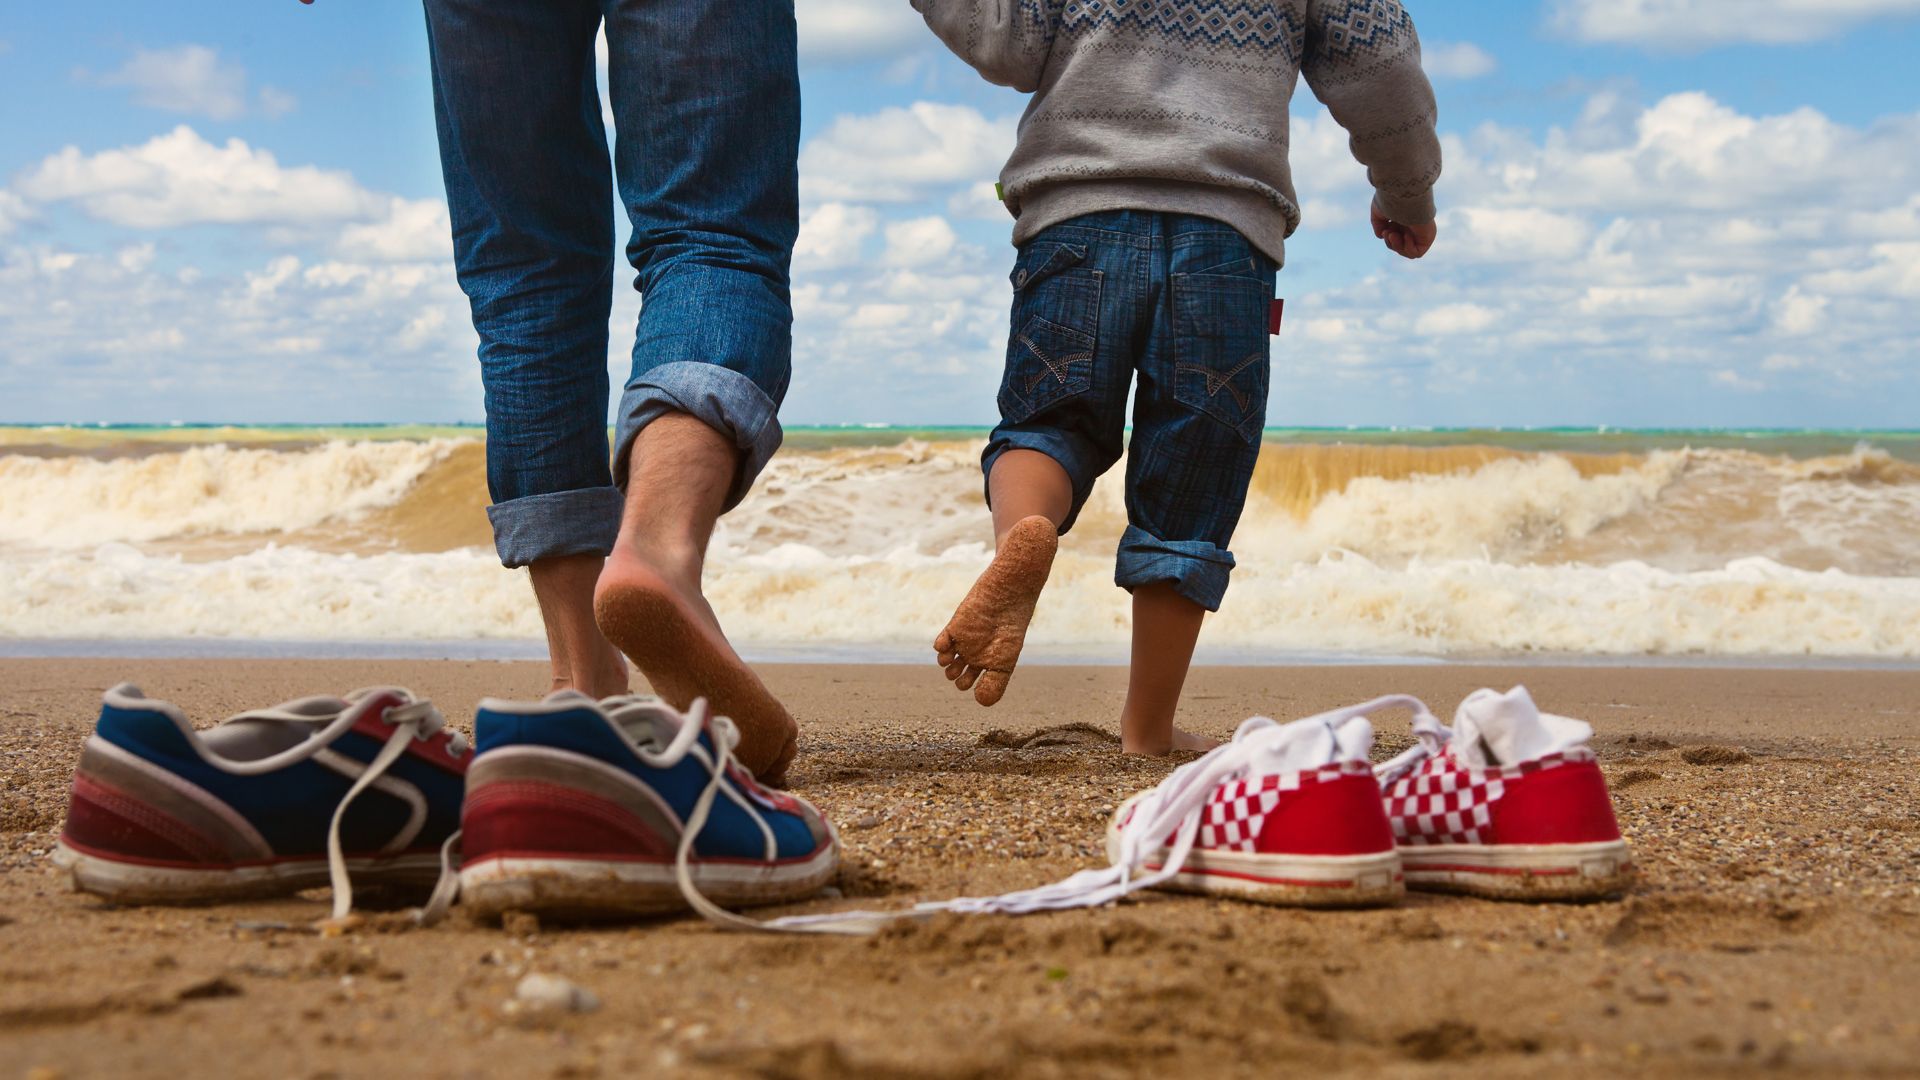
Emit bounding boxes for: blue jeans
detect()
[984,211,1276,612]
[425,0,799,567]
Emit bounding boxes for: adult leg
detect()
[594,0,801,781]
[424,0,628,697]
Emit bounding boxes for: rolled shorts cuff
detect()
[613,361,784,511]
[486,486,625,568]
[981,429,1100,533]
[1114,525,1237,612]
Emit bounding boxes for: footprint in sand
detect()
[977,723,1121,751]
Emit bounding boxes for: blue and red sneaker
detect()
[455,692,838,923]
[54,683,467,917]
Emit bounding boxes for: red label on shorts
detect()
[1268,299,1285,336]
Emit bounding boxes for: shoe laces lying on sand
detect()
[754,694,1444,935]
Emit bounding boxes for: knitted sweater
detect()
[910,0,1442,264]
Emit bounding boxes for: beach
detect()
[4,658,1918,1077]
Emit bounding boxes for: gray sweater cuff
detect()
[1374,189,1437,226]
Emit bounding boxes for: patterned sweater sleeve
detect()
[909,0,1059,92]
[1301,0,1443,225]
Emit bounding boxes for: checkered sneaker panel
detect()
[1384,750,1593,847]
[1195,761,1372,852]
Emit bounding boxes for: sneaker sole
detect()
[457,846,839,921]
[52,840,444,905]
[1114,840,1405,908]
[1400,840,1635,901]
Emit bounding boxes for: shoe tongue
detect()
[1452,686,1590,768]
[594,695,688,751]
[208,694,354,760]
[1235,712,1373,773]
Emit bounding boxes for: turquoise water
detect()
[7,422,1918,462]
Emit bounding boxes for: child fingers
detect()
[955,666,981,691]
[934,629,954,653]
[944,657,968,681]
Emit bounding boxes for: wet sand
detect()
[2,659,1918,1077]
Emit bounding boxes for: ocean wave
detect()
[0,439,472,549]
[3,543,1914,657]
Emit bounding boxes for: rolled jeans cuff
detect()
[613,361,783,511]
[1114,525,1237,612]
[980,430,1101,534]
[486,486,625,568]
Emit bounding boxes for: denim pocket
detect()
[999,242,1102,424]
[1171,272,1270,444]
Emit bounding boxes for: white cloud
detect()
[1422,41,1497,79]
[1279,91,1920,414]
[947,181,1011,222]
[89,45,294,120]
[0,244,475,418]
[1771,285,1829,335]
[334,197,453,262]
[797,0,928,64]
[794,202,879,270]
[258,86,298,118]
[18,126,382,229]
[800,102,1016,202]
[1550,0,1920,49]
[1415,303,1498,335]
[0,191,31,236]
[881,216,959,267]
[1441,207,1594,262]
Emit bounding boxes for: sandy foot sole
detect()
[935,515,1058,706]
[458,847,840,921]
[1400,840,1635,901]
[595,558,798,783]
[52,840,443,905]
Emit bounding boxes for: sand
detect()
[2,658,1918,1078]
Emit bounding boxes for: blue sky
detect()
[1,0,1917,427]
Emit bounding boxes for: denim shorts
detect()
[983,210,1275,612]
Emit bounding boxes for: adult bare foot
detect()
[934,515,1058,706]
[594,547,798,785]
[560,638,630,700]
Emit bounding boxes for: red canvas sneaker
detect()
[1094,697,1432,908]
[1376,686,1634,900]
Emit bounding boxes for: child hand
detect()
[1371,203,1437,260]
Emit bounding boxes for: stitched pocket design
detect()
[998,242,1102,424]
[1171,272,1270,443]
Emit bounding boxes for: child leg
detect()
[1115,215,1275,753]
[1120,583,1219,755]
[938,215,1140,705]
[986,449,1072,541]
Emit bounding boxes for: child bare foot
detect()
[595,547,798,785]
[1125,727,1223,756]
[934,515,1058,706]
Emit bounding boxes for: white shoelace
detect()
[759,693,1442,935]
[1372,700,1453,788]
[320,696,468,922]
[415,695,793,930]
